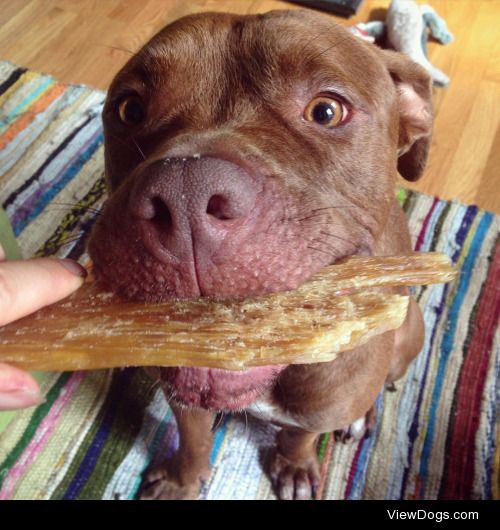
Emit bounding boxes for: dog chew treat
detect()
[0,253,456,371]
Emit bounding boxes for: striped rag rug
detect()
[0,60,499,500]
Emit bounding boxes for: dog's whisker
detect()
[313,235,356,254]
[106,131,139,153]
[54,234,86,247]
[312,239,338,253]
[58,240,83,249]
[307,245,334,257]
[50,201,103,214]
[214,412,225,431]
[166,385,175,401]
[244,410,249,434]
[309,207,337,215]
[305,221,346,229]
[130,135,146,161]
[306,33,357,63]
[147,378,162,397]
[292,212,338,223]
[164,386,176,404]
[250,400,266,418]
[319,230,354,245]
[297,31,327,58]
[291,205,360,224]
[48,205,102,217]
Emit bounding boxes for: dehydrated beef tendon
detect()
[0,252,456,371]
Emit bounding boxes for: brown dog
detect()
[88,10,431,500]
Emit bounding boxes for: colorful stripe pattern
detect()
[0,61,498,500]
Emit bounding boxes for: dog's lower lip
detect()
[160,365,285,411]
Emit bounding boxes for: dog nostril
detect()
[150,197,172,228]
[206,195,232,220]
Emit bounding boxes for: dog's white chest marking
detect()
[246,397,302,429]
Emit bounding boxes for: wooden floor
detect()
[0,0,499,212]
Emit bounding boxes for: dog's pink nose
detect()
[129,157,261,262]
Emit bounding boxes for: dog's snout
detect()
[130,157,260,262]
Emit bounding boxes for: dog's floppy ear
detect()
[379,49,433,181]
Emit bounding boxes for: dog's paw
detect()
[334,407,376,444]
[139,464,202,500]
[269,450,320,500]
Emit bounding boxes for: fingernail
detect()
[59,259,88,278]
[0,388,45,410]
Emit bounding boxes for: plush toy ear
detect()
[379,49,433,181]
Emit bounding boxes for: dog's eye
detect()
[304,97,346,128]
[117,96,145,125]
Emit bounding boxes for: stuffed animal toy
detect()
[350,0,453,87]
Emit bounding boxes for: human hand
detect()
[0,243,86,410]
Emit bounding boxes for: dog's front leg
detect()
[270,428,321,500]
[141,401,215,500]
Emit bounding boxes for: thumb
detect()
[0,258,87,326]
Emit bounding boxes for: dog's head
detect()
[89,10,432,302]
[87,10,433,411]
